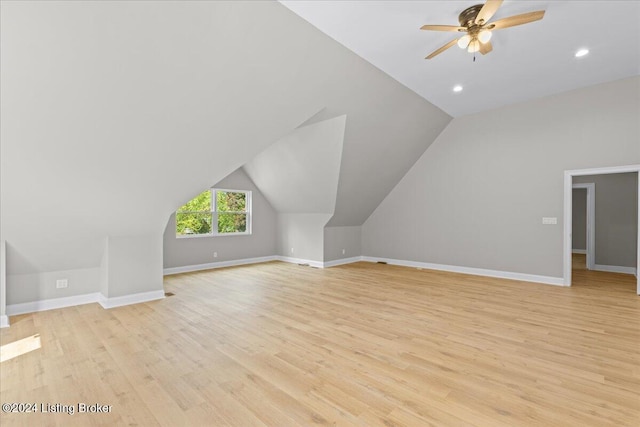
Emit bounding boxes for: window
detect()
[176,189,251,237]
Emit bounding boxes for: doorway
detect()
[563,165,640,294]
[571,183,595,271]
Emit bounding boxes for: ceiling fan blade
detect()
[420,25,466,32]
[425,38,459,59]
[479,41,493,55]
[489,11,545,30]
[475,0,503,25]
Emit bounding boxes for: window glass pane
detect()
[177,190,211,212]
[217,191,246,212]
[176,212,213,235]
[218,213,247,233]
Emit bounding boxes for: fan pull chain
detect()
[473,52,476,62]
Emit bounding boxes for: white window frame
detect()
[213,188,252,236]
[176,188,252,238]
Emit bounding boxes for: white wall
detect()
[164,165,363,267]
[5,234,163,304]
[100,239,109,297]
[277,214,331,263]
[324,226,362,262]
[243,116,347,266]
[163,168,277,269]
[0,241,8,327]
[363,76,640,279]
[6,268,101,305]
[105,234,163,298]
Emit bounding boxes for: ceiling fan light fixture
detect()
[421,1,546,60]
[478,29,492,44]
[467,39,480,53]
[457,35,471,49]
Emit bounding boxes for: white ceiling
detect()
[280,1,640,117]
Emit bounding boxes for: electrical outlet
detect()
[56,279,68,289]
[542,217,557,225]
[342,248,346,255]
[291,247,294,254]
[213,252,218,258]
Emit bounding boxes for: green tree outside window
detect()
[176,189,250,236]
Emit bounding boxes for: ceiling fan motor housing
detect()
[458,4,485,26]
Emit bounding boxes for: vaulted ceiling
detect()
[1,1,449,274]
[281,1,640,117]
[243,116,346,215]
[5,1,635,277]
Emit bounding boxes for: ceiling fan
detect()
[421,0,545,59]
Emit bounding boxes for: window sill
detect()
[176,232,252,239]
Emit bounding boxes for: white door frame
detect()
[571,183,595,270]
[563,164,640,294]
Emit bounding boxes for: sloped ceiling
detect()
[281,1,640,117]
[1,1,321,273]
[326,83,451,226]
[244,115,346,214]
[1,1,450,274]
[245,57,451,227]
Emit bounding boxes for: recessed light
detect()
[575,48,589,58]
[453,85,463,92]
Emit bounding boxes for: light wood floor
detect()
[1,260,638,426]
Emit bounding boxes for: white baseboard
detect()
[99,290,165,309]
[7,292,102,316]
[164,255,563,287]
[164,255,364,273]
[572,249,587,254]
[323,256,364,268]
[276,256,324,269]
[163,256,278,275]
[593,264,637,275]
[276,255,364,268]
[1,253,578,322]
[5,289,166,318]
[361,256,566,287]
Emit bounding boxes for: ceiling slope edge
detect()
[243,115,347,215]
